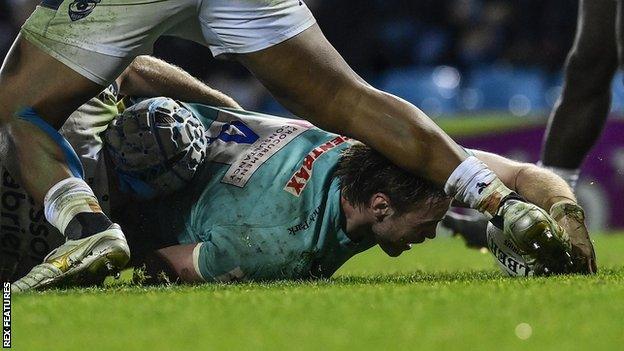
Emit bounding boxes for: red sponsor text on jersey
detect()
[284,135,350,196]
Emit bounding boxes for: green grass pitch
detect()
[11,233,624,351]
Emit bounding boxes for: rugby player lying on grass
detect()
[1,0,595,290]
[13,96,577,286]
[7,75,591,291]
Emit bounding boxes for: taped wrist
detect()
[444,156,514,217]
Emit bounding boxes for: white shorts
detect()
[21,0,316,85]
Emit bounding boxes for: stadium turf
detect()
[11,233,624,351]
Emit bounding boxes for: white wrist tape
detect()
[444,156,512,216]
[44,178,102,235]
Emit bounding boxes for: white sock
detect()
[537,162,580,190]
[44,177,104,236]
[444,156,513,217]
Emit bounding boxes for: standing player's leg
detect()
[2,0,197,291]
[236,24,465,187]
[0,37,101,197]
[541,0,618,188]
[235,25,517,208]
[1,36,130,292]
[617,0,624,94]
[196,1,468,190]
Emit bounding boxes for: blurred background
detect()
[1,0,623,230]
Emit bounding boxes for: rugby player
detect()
[127,100,589,283]
[11,97,590,289]
[0,1,595,287]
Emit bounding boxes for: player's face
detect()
[372,198,451,257]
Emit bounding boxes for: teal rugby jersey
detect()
[143,104,375,282]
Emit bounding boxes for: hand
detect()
[549,201,597,274]
[496,197,574,275]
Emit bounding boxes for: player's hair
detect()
[334,143,448,214]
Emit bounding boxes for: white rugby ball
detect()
[486,222,534,277]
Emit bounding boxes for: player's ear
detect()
[370,193,392,221]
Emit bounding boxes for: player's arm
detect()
[473,150,597,273]
[138,244,204,284]
[115,55,242,109]
[473,150,575,211]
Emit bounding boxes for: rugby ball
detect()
[486,222,534,277]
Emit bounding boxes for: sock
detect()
[444,156,514,218]
[537,162,580,190]
[44,177,113,240]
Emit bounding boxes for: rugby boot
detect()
[11,224,130,292]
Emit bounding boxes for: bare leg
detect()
[542,0,618,169]
[0,36,104,202]
[236,24,466,186]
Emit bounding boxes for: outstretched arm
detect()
[115,56,242,109]
[444,150,577,249]
[137,244,204,284]
[474,150,596,273]
[473,150,576,211]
